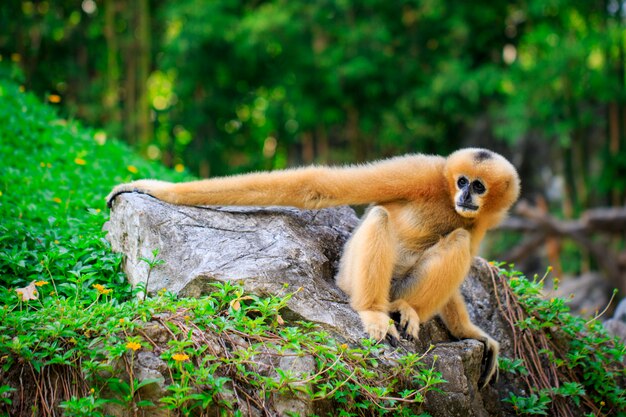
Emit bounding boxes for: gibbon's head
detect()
[444,148,520,219]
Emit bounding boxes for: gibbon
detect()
[107,148,520,387]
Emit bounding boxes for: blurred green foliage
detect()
[1,0,625,213]
[0,79,190,301]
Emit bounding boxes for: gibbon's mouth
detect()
[457,202,479,211]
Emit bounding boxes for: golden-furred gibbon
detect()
[107,148,520,387]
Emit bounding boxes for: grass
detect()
[0,79,190,305]
[0,78,624,417]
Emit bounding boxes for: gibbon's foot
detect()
[477,336,500,388]
[389,299,420,341]
[106,180,165,208]
[398,308,420,342]
[358,310,400,345]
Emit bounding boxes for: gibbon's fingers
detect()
[478,336,500,388]
[106,179,173,208]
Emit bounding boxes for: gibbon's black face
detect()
[454,175,486,218]
[445,147,520,220]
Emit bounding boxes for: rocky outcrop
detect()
[106,193,521,416]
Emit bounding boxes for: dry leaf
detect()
[229,296,254,312]
[15,282,39,302]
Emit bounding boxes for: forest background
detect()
[1,0,626,296]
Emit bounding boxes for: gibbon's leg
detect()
[336,206,400,344]
[392,229,472,319]
[389,228,472,340]
[440,291,500,388]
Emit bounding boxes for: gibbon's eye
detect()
[472,180,486,194]
[457,177,469,189]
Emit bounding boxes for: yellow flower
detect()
[174,164,185,173]
[172,353,189,362]
[48,94,62,104]
[127,165,138,174]
[93,283,112,295]
[53,197,62,203]
[119,318,125,324]
[126,341,141,351]
[34,281,49,287]
[94,131,107,145]
[89,388,95,395]
[74,157,86,166]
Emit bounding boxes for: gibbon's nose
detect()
[462,189,472,203]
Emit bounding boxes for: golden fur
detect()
[107,148,520,387]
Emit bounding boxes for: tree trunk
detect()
[123,2,137,145]
[103,0,121,136]
[137,0,152,148]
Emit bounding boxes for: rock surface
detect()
[106,193,520,416]
[605,297,626,343]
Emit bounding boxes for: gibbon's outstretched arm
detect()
[106,154,445,209]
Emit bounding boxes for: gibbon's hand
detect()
[106,180,168,208]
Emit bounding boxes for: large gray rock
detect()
[105,193,362,340]
[105,193,519,416]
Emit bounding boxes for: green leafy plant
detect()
[491,263,626,416]
[139,248,166,300]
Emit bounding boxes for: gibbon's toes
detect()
[400,321,420,342]
[400,328,414,342]
[478,337,500,389]
[399,313,420,342]
[359,310,400,345]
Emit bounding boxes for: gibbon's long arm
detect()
[107,154,446,209]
